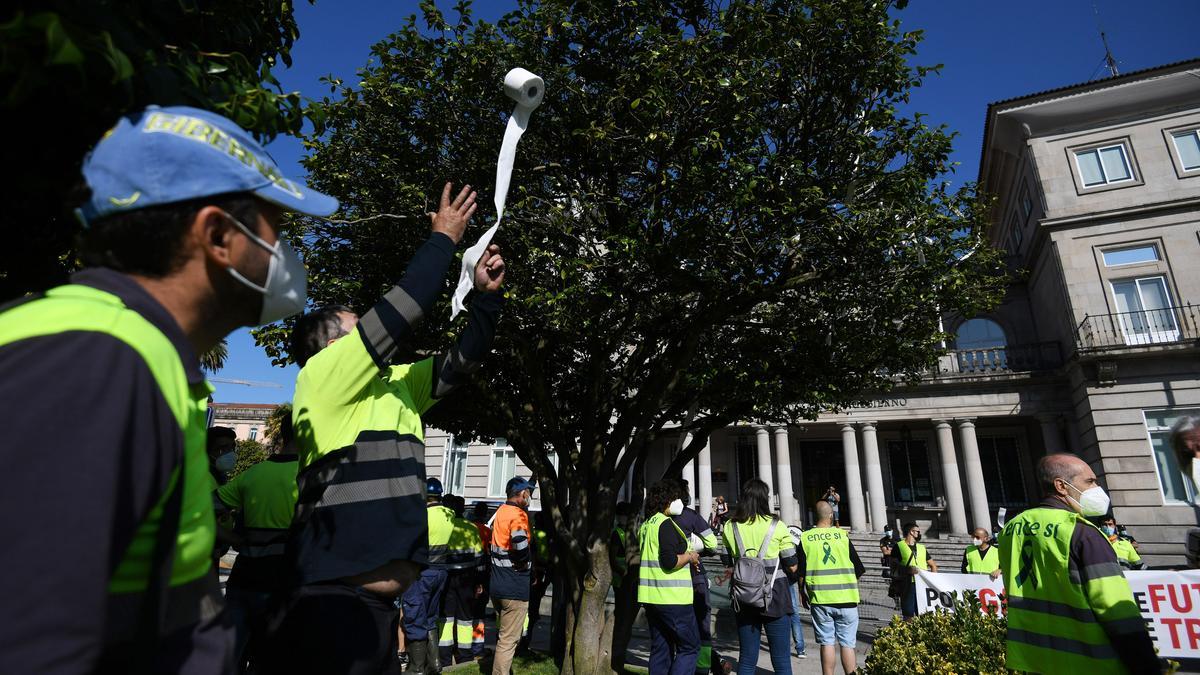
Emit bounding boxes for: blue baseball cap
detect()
[506,476,536,497]
[426,477,444,497]
[77,105,339,225]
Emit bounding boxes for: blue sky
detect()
[212,0,1200,404]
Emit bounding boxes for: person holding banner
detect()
[893,522,937,620]
[961,527,1002,579]
[998,453,1160,674]
[797,501,865,675]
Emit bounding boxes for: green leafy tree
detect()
[199,338,229,374]
[264,402,293,450]
[0,0,320,301]
[255,1,1005,670]
[230,438,268,479]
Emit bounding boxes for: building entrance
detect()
[798,440,846,527]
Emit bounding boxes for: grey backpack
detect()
[730,520,781,612]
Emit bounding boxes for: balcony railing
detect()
[936,341,1063,375]
[1076,304,1200,350]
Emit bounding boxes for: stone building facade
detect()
[210,402,277,444]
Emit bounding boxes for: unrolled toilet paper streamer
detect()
[450,67,545,318]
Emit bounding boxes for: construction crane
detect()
[208,377,283,389]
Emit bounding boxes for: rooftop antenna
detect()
[1092,1,1119,78]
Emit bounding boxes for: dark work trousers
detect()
[469,578,489,658]
[437,571,478,665]
[692,582,722,674]
[402,568,449,641]
[258,582,399,675]
[517,572,549,652]
[644,603,701,675]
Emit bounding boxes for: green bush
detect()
[864,592,1014,675]
[230,439,267,479]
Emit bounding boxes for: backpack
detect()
[730,519,781,612]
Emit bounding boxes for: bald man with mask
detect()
[998,454,1160,675]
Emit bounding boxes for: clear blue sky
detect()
[212,0,1200,404]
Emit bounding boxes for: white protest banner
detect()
[915,571,1005,616]
[450,67,544,319]
[915,569,1200,659]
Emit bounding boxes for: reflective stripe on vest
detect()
[998,507,1140,675]
[638,512,693,605]
[965,545,1001,574]
[0,284,214,591]
[800,527,859,605]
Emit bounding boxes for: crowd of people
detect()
[0,100,1193,675]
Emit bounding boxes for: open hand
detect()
[474,244,506,293]
[429,182,477,244]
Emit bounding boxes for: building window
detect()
[1144,409,1199,503]
[888,439,933,503]
[249,427,258,441]
[1006,213,1023,253]
[1171,129,1200,171]
[1102,244,1159,267]
[488,438,516,498]
[1074,144,1133,187]
[1019,183,1033,219]
[1109,275,1179,344]
[977,436,1027,505]
[955,318,1008,372]
[444,436,470,496]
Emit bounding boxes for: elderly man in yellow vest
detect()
[798,501,865,675]
[960,527,1001,579]
[998,454,1161,674]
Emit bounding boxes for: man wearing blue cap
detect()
[491,476,536,675]
[0,106,338,674]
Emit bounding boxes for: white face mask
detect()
[667,499,684,516]
[972,538,983,547]
[1065,480,1111,517]
[224,213,307,325]
[215,451,237,473]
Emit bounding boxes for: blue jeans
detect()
[735,612,793,675]
[645,603,701,675]
[901,578,917,618]
[788,584,806,654]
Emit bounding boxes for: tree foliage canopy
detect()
[254,0,1005,668]
[0,0,317,300]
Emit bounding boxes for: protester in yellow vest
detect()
[1100,517,1145,571]
[0,105,337,673]
[961,526,1002,579]
[998,454,1161,674]
[436,494,486,667]
[798,501,865,675]
[639,480,701,675]
[893,521,938,620]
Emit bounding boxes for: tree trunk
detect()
[565,540,617,675]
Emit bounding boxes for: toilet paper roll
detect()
[451,68,545,318]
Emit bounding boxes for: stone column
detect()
[773,427,797,525]
[755,426,774,497]
[1039,414,1066,456]
[860,421,888,533]
[680,431,696,505]
[933,419,969,534]
[698,437,714,522]
[839,423,868,532]
[957,419,992,531]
